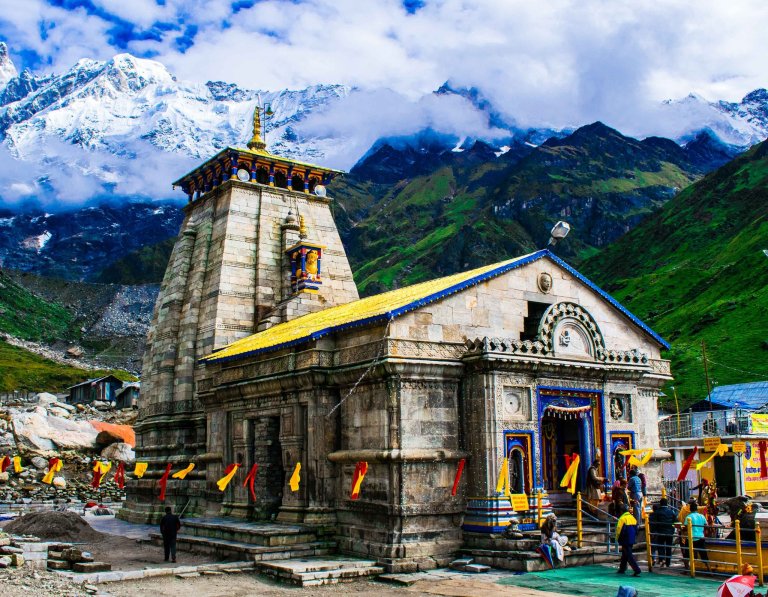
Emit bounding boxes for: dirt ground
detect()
[105,573,568,597]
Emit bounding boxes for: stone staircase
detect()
[255,557,384,586]
[148,517,336,562]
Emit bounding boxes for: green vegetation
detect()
[0,341,135,393]
[335,124,702,295]
[584,141,768,408]
[96,236,175,284]
[0,270,76,342]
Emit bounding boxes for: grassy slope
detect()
[0,341,134,393]
[583,141,768,407]
[0,269,135,392]
[335,126,701,296]
[95,237,176,284]
[0,269,75,342]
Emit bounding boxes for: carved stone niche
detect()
[609,393,632,422]
[501,386,531,420]
[552,320,594,360]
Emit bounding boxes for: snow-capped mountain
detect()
[0,43,17,87]
[0,45,349,163]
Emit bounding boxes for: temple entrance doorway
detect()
[249,416,284,519]
[541,415,586,496]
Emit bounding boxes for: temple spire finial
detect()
[247,103,268,153]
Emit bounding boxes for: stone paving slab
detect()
[55,559,256,584]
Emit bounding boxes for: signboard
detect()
[704,437,722,452]
[510,493,530,511]
[743,441,768,495]
[733,441,746,454]
[752,414,768,434]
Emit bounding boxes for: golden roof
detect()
[204,251,541,364]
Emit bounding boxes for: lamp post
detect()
[547,221,571,248]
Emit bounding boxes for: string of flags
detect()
[0,452,471,502]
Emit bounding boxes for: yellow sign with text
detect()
[510,493,530,511]
[704,437,721,452]
[733,441,746,454]
[752,414,768,434]
[743,442,768,495]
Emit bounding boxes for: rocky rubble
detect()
[0,393,136,506]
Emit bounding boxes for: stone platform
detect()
[255,557,384,586]
[148,517,336,562]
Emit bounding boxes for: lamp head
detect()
[547,221,571,247]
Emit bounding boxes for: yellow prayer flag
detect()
[696,443,728,471]
[133,462,148,478]
[13,456,22,473]
[216,464,240,491]
[289,462,301,492]
[42,468,56,484]
[620,448,653,467]
[495,457,511,498]
[172,463,195,479]
[560,455,580,494]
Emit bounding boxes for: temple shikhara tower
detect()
[122,107,672,572]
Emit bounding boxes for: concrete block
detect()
[72,561,112,573]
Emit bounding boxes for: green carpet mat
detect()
[497,564,724,597]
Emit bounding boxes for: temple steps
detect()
[179,517,324,546]
[254,557,385,586]
[148,532,337,561]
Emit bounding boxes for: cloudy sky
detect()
[0,0,766,208]
[2,0,767,127]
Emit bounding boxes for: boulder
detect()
[12,408,98,453]
[91,422,135,448]
[52,476,66,489]
[0,555,11,568]
[51,401,76,413]
[36,392,58,405]
[100,442,135,463]
[65,346,84,359]
[31,457,48,470]
[0,472,9,483]
[92,401,111,410]
[0,432,13,450]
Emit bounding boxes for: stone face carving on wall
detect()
[609,393,632,422]
[537,272,553,294]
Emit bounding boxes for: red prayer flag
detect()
[242,463,259,501]
[677,446,698,481]
[451,458,466,496]
[760,441,768,478]
[158,463,172,501]
[350,461,368,500]
[114,462,126,490]
[91,469,102,488]
[1,455,10,472]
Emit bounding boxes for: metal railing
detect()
[659,410,752,444]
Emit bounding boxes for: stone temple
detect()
[121,109,672,571]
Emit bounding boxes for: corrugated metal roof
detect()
[707,381,768,410]
[203,249,669,364]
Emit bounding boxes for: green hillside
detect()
[95,236,176,284]
[335,123,705,295]
[584,141,768,407]
[0,340,133,393]
[0,269,75,342]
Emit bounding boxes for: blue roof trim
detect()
[205,248,668,365]
[545,251,670,350]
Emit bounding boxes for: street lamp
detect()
[763,249,768,258]
[547,221,571,248]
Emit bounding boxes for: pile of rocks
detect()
[0,392,136,505]
[47,547,111,574]
[0,532,26,569]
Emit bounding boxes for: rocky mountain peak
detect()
[0,41,18,87]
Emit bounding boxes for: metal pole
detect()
[644,511,653,572]
[758,525,765,587]
[673,385,681,435]
[702,340,714,415]
[687,517,696,578]
[537,490,543,528]
[736,519,743,573]
[576,492,583,548]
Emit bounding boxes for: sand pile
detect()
[5,511,105,542]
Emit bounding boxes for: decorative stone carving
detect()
[609,393,632,422]
[502,386,531,419]
[537,272,553,294]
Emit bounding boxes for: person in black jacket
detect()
[649,497,678,567]
[616,503,641,576]
[160,506,181,563]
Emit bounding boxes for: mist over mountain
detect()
[1,41,767,213]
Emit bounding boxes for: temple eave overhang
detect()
[171,146,344,201]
